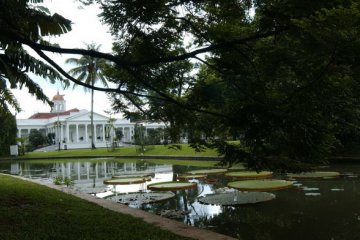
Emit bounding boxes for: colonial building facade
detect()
[16,92,165,150]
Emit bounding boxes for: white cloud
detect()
[11,0,121,119]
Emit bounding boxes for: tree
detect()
[5,0,360,171]
[146,128,164,145]
[0,109,17,156]
[65,43,108,149]
[0,0,71,113]
[134,123,146,154]
[28,129,46,149]
[0,0,70,154]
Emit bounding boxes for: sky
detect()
[11,0,119,119]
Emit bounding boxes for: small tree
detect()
[115,128,124,142]
[134,123,146,154]
[47,132,55,144]
[28,129,46,149]
[146,128,163,145]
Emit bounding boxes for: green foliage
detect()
[47,132,55,144]
[53,176,74,187]
[28,129,46,149]
[115,128,124,141]
[6,0,360,172]
[0,109,17,156]
[53,176,63,185]
[0,0,71,112]
[146,128,163,145]
[134,123,146,153]
[63,177,74,187]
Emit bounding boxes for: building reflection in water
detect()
[8,161,174,193]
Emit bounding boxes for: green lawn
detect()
[0,175,192,240]
[19,144,219,159]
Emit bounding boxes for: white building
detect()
[16,92,166,150]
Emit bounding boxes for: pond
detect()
[1,159,360,240]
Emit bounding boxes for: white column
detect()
[60,124,64,143]
[102,124,105,142]
[85,124,88,142]
[76,124,79,143]
[17,128,21,138]
[66,123,70,143]
[94,124,97,142]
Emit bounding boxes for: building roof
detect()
[28,108,80,119]
[52,91,64,101]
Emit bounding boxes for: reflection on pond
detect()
[1,160,360,240]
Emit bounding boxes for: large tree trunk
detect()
[90,82,96,149]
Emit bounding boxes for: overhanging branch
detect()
[18,27,288,67]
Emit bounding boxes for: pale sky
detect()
[12,0,120,119]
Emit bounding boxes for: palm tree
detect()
[65,43,108,149]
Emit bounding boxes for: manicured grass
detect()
[18,144,219,159]
[0,175,192,240]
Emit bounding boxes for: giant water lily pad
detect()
[104,177,146,185]
[198,191,276,206]
[106,191,175,205]
[147,181,197,191]
[287,171,340,180]
[187,169,228,175]
[228,179,293,191]
[225,171,273,179]
[177,174,207,180]
[112,174,152,181]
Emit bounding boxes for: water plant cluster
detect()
[53,176,74,187]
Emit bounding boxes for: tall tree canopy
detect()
[3,0,360,170]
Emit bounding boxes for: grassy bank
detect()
[17,144,218,159]
[0,174,191,240]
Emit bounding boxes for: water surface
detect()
[1,159,359,240]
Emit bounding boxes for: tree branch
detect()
[16,27,289,67]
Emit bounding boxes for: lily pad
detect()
[227,165,246,170]
[177,174,207,180]
[112,175,152,181]
[147,181,197,191]
[287,171,340,180]
[302,187,320,191]
[225,171,273,179]
[305,192,321,196]
[228,179,293,191]
[106,191,175,205]
[104,177,146,185]
[187,169,228,175]
[198,191,276,206]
